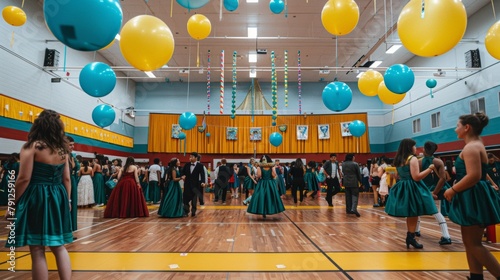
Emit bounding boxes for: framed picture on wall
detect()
[171,124,182,139]
[297,125,308,140]
[340,122,352,137]
[249,127,262,141]
[227,127,238,140]
[318,124,330,139]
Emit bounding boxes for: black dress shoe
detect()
[328,204,333,207]
[183,213,189,217]
[191,213,196,217]
[200,202,205,206]
[346,211,354,214]
[353,211,361,217]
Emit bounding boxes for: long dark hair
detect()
[82,160,89,172]
[123,157,135,172]
[6,153,19,169]
[295,158,304,169]
[166,157,178,180]
[23,109,69,154]
[394,138,416,167]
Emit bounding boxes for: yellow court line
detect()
[2,252,499,272]
[0,251,30,263]
[0,252,337,272]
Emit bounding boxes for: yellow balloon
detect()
[321,0,359,36]
[378,81,406,105]
[120,15,175,71]
[485,20,500,60]
[398,0,466,57]
[187,14,211,40]
[2,6,27,26]
[358,70,383,97]
[100,39,115,50]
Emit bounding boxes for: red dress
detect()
[104,172,149,218]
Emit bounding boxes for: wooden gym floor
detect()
[0,192,499,279]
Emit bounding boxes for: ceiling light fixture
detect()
[369,61,383,68]
[385,44,402,54]
[144,71,156,78]
[248,27,257,38]
[247,0,258,3]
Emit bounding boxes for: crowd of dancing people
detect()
[1,109,500,279]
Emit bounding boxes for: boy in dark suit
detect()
[181,152,206,217]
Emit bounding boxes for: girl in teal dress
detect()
[303,161,319,199]
[92,158,106,206]
[0,153,19,206]
[5,109,72,279]
[384,138,437,249]
[443,113,500,280]
[242,158,257,205]
[247,155,285,218]
[274,160,286,197]
[158,158,184,218]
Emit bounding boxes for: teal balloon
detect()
[322,81,352,112]
[79,62,116,97]
[178,132,186,140]
[348,120,366,137]
[384,64,414,94]
[44,0,122,51]
[176,0,209,9]
[269,0,285,14]
[426,79,437,89]
[269,132,283,147]
[206,132,211,137]
[92,104,115,128]
[178,112,197,130]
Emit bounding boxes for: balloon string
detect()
[63,45,67,73]
[184,139,186,156]
[170,0,173,17]
[285,0,288,18]
[421,0,425,19]
[22,0,25,8]
[391,105,395,125]
[492,0,497,19]
[197,42,200,67]
[374,0,376,14]
[430,89,434,98]
[10,31,14,48]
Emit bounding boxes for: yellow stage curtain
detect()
[0,94,133,148]
[148,113,370,154]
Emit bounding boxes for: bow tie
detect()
[191,163,195,166]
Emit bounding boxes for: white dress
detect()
[77,174,95,206]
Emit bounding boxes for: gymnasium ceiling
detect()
[97,0,491,83]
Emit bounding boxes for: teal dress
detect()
[70,153,79,231]
[275,166,286,196]
[158,169,184,218]
[243,166,255,190]
[385,156,438,217]
[304,167,319,192]
[93,171,106,205]
[421,156,450,216]
[8,162,73,247]
[247,168,285,216]
[448,157,500,226]
[0,162,19,206]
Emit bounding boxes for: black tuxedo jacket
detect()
[182,162,205,191]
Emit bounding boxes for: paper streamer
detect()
[220,50,224,114]
[231,51,237,119]
[298,50,302,114]
[207,50,211,114]
[171,0,173,17]
[284,50,288,107]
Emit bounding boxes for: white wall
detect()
[0,0,136,128]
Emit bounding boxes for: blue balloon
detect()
[176,0,210,9]
[269,132,283,147]
[44,0,122,51]
[179,112,197,130]
[92,104,115,128]
[206,132,211,137]
[384,64,415,94]
[322,81,353,112]
[224,0,239,11]
[79,62,116,97]
[178,132,186,140]
[348,120,366,137]
[269,0,285,14]
[426,79,437,89]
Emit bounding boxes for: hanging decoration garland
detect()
[284,50,288,107]
[231,51,237,119]
[207,50,211,114]
[220,50,224,114]
[298,50,302,114]
[271,51,277,126]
